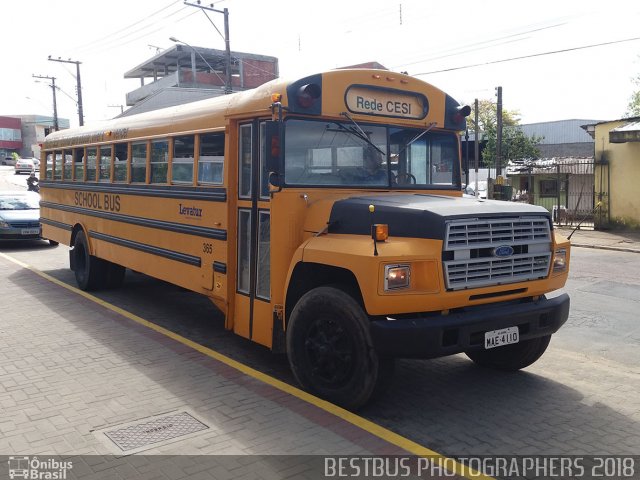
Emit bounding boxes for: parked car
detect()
[2,157,16,166]
[14,158,36,175]
[24,157,40,170]
[464,180,488,199]
[0,191,57,245]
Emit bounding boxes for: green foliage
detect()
[626,80,640,117]
[468,98,542,169]
[11,152,20,161]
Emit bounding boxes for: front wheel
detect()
[286,286,388,410]
[465,335,551,371]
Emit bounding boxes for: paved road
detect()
[1,166,639,458]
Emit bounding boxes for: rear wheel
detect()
[465,335,551,371]
[72,231,106,291]
[286,286,389,410]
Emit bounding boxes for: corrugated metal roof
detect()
[519,119,601,144]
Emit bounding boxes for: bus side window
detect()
[86,147,97,181]
[114,142,128,182]
[72,148,84,181]
[99,145,112,182]
[54,151,63,180]
[150,139,169,184]
[131,142,148,183]
[45,153,53,179]
[172,135,195,184]
[63,151,72,180]
[198,132,224,185]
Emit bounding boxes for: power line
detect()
[413,35,640,76]
[395,22,567,69]
[77,0,181,51]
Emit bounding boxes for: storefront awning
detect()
[610,120,640,143]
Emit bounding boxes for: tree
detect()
[626,73,640,117]
[468,99,542,170]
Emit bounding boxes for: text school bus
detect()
[40,69,570,409]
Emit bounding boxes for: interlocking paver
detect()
[0,254,432,473]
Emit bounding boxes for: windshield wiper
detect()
[396,122,437,157]
[339,112,386,156]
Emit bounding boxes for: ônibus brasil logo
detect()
[8,456,72,480]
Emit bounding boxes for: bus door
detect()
[234,120,272,347]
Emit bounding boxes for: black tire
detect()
[465,334,551,371]
[286,286,386,410]
[72,231,106,291]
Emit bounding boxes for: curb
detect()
[570,243,640,254]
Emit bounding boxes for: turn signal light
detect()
[373,224,388,241]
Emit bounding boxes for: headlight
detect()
[384,264,411,290]
[553,248,567,272]
[0,220,10,228]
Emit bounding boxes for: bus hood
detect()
[327,194,552,239]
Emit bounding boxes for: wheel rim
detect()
[304,315,355,387]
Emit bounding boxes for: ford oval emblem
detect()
[493,245,514,258]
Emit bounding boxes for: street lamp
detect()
[169,37,226,90]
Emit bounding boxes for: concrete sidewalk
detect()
[557,226,640,254]
[1,255,465,479]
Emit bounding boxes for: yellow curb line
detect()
[0,251,493,480]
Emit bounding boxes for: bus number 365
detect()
[202,243,213,254]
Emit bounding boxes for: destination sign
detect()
[345,86,427,119]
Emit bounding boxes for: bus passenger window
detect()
[45,153,53,179]
[131,142,147,183]
[54,151,63,180]
[72,148,84,181]
[86,147,97,181]
[63,151,72,180]
[198,132,224,185]
[150,140,169,184]
[172,135,195,184]
[99,146,112,182]
[114,143,128,182]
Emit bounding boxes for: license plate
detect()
[484,326,519,349]
[21,228,40,235]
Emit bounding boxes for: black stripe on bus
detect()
[89,231,201,267]
[41,201,227,241]
[213,261,227,274]
[39,181,227,202]
[39,218,73,231]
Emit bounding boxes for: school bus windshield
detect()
[283,118,460,189]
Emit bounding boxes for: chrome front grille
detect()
[445,216,551,250]
[444,217,551,290]
[7,221,40,229]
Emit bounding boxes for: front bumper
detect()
[370,294,570,359]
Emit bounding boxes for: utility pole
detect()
[48,56,84,126]
[33,74,59,131]
[183,1,232,94]
[474,98,479,196]
[495,86,503,177]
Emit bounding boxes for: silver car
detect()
[0,191,57,245]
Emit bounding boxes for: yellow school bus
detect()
[40,69,570,409]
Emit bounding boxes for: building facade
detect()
[591,118,640,228]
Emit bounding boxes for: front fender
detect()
[300,234,443,315]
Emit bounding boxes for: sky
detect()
[3,0,640,128]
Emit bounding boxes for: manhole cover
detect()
[98,410,209,454]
